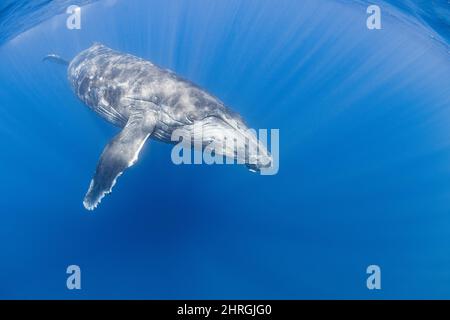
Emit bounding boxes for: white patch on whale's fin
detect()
[83,109,156,211]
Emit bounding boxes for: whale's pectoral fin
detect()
[83,109,156,210]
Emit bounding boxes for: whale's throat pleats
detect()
[83,106,157,210]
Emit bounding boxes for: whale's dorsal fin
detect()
[83,107,157,210]
[43,54,69,66]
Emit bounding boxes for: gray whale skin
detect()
[47,43,271,210]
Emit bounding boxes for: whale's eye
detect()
[186,113,195,122]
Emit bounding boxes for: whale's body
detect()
[69,44,236,141]
[51,43,271,210]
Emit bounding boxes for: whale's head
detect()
[195,108,272,172]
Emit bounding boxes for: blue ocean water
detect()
[0,0,449,299]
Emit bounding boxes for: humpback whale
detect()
[46,43,272,210]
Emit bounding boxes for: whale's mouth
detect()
[246,155,272,172]
[201,115,273,171]
[246,163,262,173]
